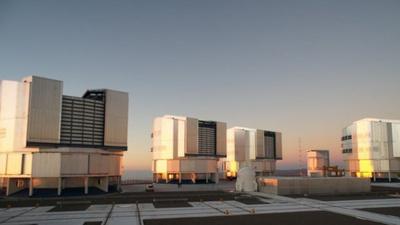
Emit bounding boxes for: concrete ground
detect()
[143,211,385,225]
[0,183,400,225]
[372,182,400,189]
[0,191,399,225]
[363,207,400,217]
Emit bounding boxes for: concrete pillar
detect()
[103,177,109,192]
[57,178,62,196]
[388,172,392,183]
[206,173,209,184]
[155,174,159,183]
[191,173,196,184]
[178,173,182,184]
[214,172,219,184]
[165,173,169,183]
[84,177,89,194]
[29,178,33,197]
[117,176,122,192]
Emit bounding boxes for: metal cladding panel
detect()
[61,154,89,175]
[177,119,185,157]
[0,154,6,174]
[108,155,122,176]
[167,160,180,172]
[153,160,168,173]
[185,117,198,155]
[32,153,61,177]
[248,130,256,160]
[226,128,235,161]
[179,159,217,173]
[216,122,227,156]
[392,123,400,157]
[103,90,129,147]
[234,129,246,161]
[89,154,108,174]
[6,153,23,175]
[389,159,400,171]
[371,121,389,159]
[256,130,265,158]
[26,76,63,144]
[0,81,30,152]
[152,117,174,160]
[23,153,32,175]
[275,132,283,159]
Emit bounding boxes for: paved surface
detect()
[143,211,386,225]
[0,192,399,225]
[363,207,400,217]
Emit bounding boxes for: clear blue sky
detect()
[1,0,400,170]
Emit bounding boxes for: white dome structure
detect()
[235,167,258,192]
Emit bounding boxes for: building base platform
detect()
[259,177,371,195]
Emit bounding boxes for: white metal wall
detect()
[25,76,63,144]
[0,80,30,152]
[216,122,227,156]
[185,117,198,155]
[103,90,129,147]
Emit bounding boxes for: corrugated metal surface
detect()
[185,117,198,154]
[108,155,122,176]
[216,122,226,156]
[275,132,283,159]
[23,153,32,175]
[179,159,217,173]
[392,123,400,157]
[177,119,185,157]
[26,76,63,144]
[0,154,7,174]
[256,129,265,158]
[32,153,61,177]
[226,128,235,161]
[233,129,246,161]
[103,90,129,147]
[0,80,30,152]
[89,154,108,174]
[152,117,175,160]
[61,153,89,175]
[5,153,23,175]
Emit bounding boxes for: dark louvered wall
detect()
[60,95,105,146]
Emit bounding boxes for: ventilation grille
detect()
[60,95,105,146]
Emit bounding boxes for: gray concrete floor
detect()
[0,191,400,225]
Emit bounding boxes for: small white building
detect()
[151,115,226,184]
[342,118,400,181]
[222,127,282,178]
[0,76,129,196]
[307,150,329,177]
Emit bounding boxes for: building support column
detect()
[373,172,376,182]
[165,173,169,183]
[206,173,209,184]
[29,178,33,197]
[388,172,392,183]
[191,173,196,184]
[214,172,219,184]
[104,177,109,192]
[117,176,122,192]
[155,174,159,183]
[57,178,62,196]
[84,177,89,194]
[178,173,182,184]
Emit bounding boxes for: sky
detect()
[1,0,400,172]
